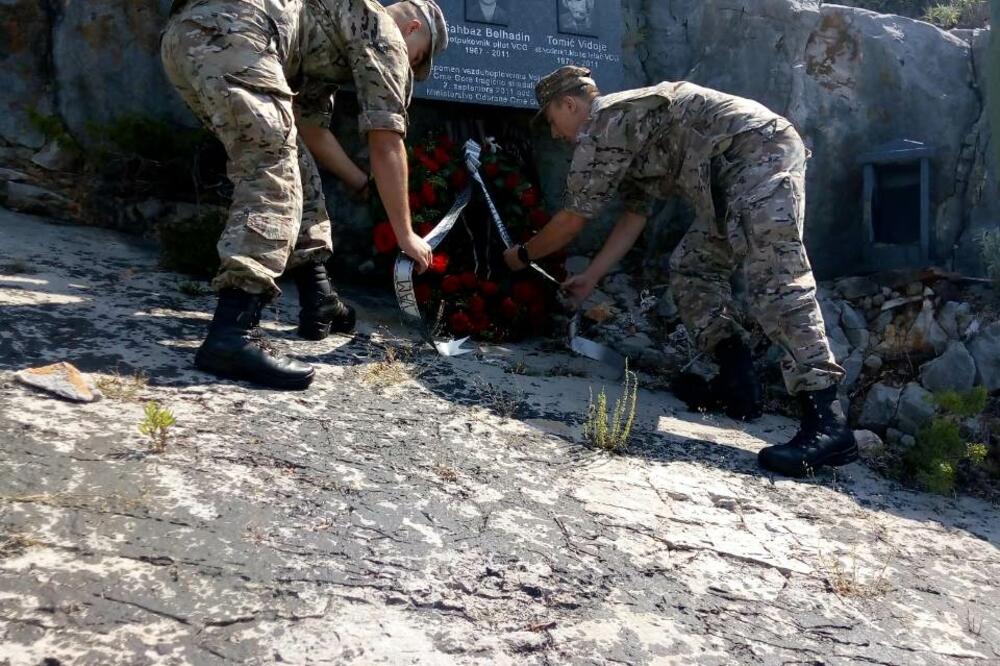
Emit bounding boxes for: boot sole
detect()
[195,353,315,391]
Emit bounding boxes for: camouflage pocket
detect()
[245,213,296,242]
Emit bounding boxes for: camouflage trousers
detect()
[160,3,332,297]
[669,124,844,395]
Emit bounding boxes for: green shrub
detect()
[902,387,989,494]
[934,386,988,417]
[923,0,989,27]
[924,3,963,27]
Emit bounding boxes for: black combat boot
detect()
[289,261,356,340]
[757,385,858,477]
[195,288,315,390]
[672,336,763,421]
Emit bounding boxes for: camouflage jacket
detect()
[563,82,793,221]
[173,0,412,135]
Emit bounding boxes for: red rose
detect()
[520,188,539,207]
[449,311,472,334]
[430,252,449,273]
[433,147,450,165]
[421,181,438,206]
[414,283,432,304]
[469,293,487,314]
[441,275,462,294]
[450,168,469,191]
[479,280,499,296]
[408,193,421,210]
[416,222,434,237]
[529,208,549,228]
[459,271,478,289]
[483,162,500,178]
[469,312,490,333]
[437,134,454,150]
[505,173,521,189]
[500,297,519,320]
[373,222,397,254]
[512,280,541,304]
[419,154,440,172]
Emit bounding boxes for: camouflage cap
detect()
[404,0,449,81]
[532,65,596,125]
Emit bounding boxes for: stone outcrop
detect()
[3,207,1000,666]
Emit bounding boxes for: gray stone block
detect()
[969,322,1000,391]
[919,341,976,394]
[859,383,901,432]
[896,383,937,435]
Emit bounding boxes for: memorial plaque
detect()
[386,0,626,108]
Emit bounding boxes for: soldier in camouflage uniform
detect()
[505,66,856,477]
[161,0,448,389]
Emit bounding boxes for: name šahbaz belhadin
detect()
[450,24,530,42]
[448,25,610,52]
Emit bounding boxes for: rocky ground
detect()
[1,207,999,665]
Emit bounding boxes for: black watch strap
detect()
[517,244,531,265]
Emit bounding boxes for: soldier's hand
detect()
[561,273,597,308]
[503,246,527,271]
[400,233,433,274]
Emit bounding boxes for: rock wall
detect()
[0,0,996,279]
[622,0,996,277]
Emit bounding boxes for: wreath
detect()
[369,134,567,341]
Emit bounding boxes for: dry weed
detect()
[96,370,149,402]
[824,543,896,599]
[357,344,422,388]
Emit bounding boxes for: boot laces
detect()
[318,293,349,317]
[247,327,279,356]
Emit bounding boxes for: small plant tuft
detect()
[584,364,639,453]
[357,344,421,388]
[96,370,148,402]
[139,401,177,453]
[824,545,896,599]
[475,380,524,419]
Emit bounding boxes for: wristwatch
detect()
[517,244,531,265]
